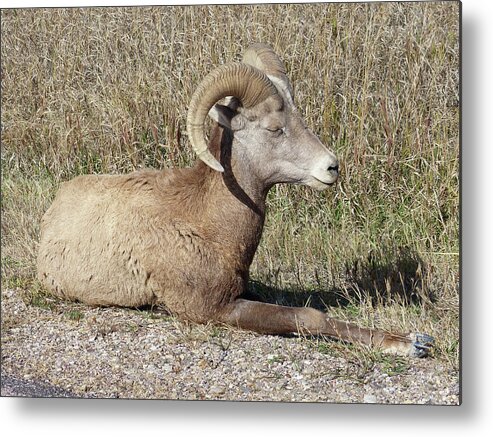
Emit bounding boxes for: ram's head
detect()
[187,43,339,191]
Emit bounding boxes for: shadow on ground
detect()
[247,246,433,311]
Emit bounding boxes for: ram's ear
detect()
[208,103,237,129]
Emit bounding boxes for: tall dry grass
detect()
[1,3,459,366]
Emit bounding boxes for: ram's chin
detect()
[306,176,336,191]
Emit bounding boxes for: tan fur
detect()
[38,125,261,323]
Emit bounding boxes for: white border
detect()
[2,0,492,435]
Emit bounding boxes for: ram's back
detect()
[37,171,164,307]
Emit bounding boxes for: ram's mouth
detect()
[315,177,337,186]
[307,176,337,191]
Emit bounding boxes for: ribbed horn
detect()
[242,43,294,105]
[187,62,278,172]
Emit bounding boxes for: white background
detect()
[1,0,491,435]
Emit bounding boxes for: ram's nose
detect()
[320,154,339,184]
[327,161,339,180]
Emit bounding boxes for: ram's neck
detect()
[196,125,269,268]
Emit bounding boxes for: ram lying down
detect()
[37,43,434,357]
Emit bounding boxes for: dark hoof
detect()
[409,333,435,358]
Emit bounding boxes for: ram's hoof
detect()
[409,332,435,358]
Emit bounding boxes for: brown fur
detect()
[38,125,262,323]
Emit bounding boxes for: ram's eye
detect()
[266,127,284,136]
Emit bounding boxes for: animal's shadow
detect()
[245,246,433,311]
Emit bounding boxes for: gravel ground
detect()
[1,288,460,403]
[1,373,77,398]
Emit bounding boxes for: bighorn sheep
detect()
[37,43,433,357]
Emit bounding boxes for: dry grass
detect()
[1,3,459,367]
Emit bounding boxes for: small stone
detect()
[363,394,377,403]
[198,358,208,369]
[209,386,225,396]
[303,365,315,375]
[162,363,173,373]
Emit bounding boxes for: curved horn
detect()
[242,43,294,105]
[187,62,278,172]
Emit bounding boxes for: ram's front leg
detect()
[217,299,434,357]
[324,318,435,357]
